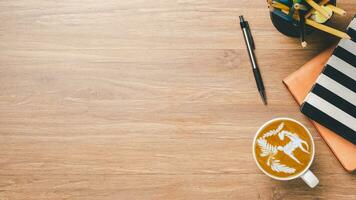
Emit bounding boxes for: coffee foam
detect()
[254,119,313,178]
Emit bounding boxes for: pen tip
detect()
[262,97,267,105]
[259,91,267,105]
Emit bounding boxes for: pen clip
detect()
[246,22,255,49]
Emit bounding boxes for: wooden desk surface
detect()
[0,1,355,199]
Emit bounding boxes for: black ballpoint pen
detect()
[239,15,267,105]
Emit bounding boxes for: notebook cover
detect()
[283,46,356,172]
[301,20,356,144]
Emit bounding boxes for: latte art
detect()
[257,122,310,174]
[254,119,313,178]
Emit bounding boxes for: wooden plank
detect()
[0,135,347,175]
[0,174,355,200]
[0,0,348,50]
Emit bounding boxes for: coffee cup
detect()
[252,117,319,188]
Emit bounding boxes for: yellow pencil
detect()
[305,0,329,18]
[271,1,290,12]
[305,0,331,19]
[326,4,346,16]
[305,19,351,39]
[319,0,330,5]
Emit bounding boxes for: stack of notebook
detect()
[283,18,356,172]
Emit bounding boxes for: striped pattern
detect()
[301,18,356,144]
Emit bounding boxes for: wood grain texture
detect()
[0,0,355,199]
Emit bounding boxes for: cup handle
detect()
[301,170,319,188]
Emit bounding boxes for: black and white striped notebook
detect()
[301,18,356,145]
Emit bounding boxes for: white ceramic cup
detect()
[252,117,319,188]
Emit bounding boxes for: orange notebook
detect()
[283,46,356,172]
